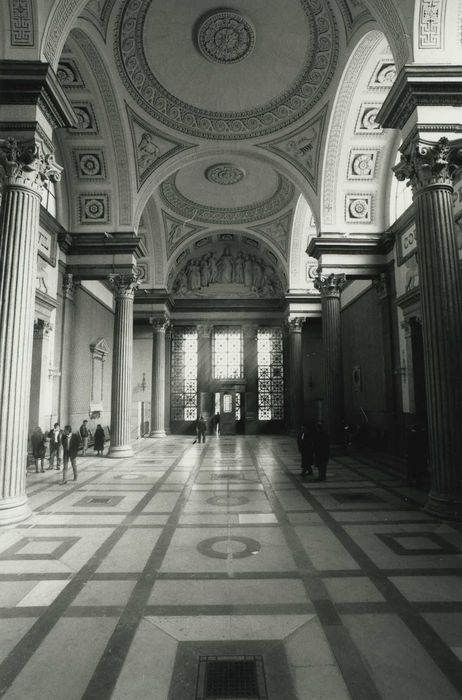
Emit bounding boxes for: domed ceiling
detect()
[115,0,339,140]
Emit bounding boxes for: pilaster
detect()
[243,324,258,434]
[150,315,169,437]
[286,318,304,436]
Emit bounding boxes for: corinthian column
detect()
[150,315,169,437]
[314,273,346,443]
[0,138,62,524]
[108,272,140,458]
[287,318,304,435]
[394,137,462,519]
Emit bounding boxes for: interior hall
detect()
[1,1,462,698]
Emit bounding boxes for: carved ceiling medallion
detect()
[115,0,338,140]
[197,10,256,64]
[205,163,245,185]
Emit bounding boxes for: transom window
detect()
[257,327,284,420]
[171,326,198,420]
[212,326,243,380]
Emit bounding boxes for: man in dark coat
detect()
[313,422,330,481]
[94,424,105,456]
[31,427,46,473]
[297,422,314,476]
[60,425,80,484]
[196,415,207,443]
[47,422,63,470]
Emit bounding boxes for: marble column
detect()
[287,318,304,435]
[29,319,53,432]
[107,272,140,458]
[164,325,172,434]
[58,273,78,425]
[150,315,169,437]
[197,325,212,424]
[0,138,62,524]
[314,273,346,443]
[395,137,462,519]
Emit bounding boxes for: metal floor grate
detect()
[210,473,244,480]
[196,655,268,699]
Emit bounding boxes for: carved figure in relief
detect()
[200,256,210,287]
[137,133,160,169]
[234,253,244,284]
[252,257,263,290]
[244,254,253,287]
[208,252,219,282]
[218,246,233,283]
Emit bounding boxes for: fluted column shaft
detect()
[287,319,304,435]
[395,138,462,519]
[315,274,346,443]
[108,273,139,458]
[0,138,62,524]
[150,317,168,437]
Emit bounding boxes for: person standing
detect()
[60,425,80,484]
[212,412,221,437]
[196,415,207,443]
[47,422,63,470]
[31,427,46,473]
[94,424,106,456]
[406,423,428,487]
[297,422,314,476]
[313,422,330,482]
[79,419,91,456]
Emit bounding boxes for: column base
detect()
[107,444,134,459]
[149,430,166,437]
[424,492,462,521]
[0,494,32,526]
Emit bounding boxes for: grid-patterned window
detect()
[257,327,284,420]
[171,326,198,420]
[212,326,243,380]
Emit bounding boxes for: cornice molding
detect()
[307,235,391,259]
[0,60,76,129]
[58,232,147,258]
[378,65,462,131]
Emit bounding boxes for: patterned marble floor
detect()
[0,436,462,700]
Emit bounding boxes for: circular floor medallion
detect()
[197,535,261,559]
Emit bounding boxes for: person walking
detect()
[196,415,207,443]
[60,425,80,484]
[79,419,91,456]
[31,427,46,473]
[212,412,221,437]
[297,422,314,476]
[47,422,63,470]
[313,422,330,482]
[94,424,105,456]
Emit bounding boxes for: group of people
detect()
[297,421,330,481]
[194,412,221,443]
[30,420,106,484]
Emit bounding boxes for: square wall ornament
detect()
[79,193,110,225]
[345,194,372,223]
[348,150,378,180]
[69,102,99,134]
[73,150,106,180]
[355,103,383,135]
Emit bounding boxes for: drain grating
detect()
[196,655,268,699]
[210,472,244,481]
[89,497,112,504]
[332,492,383,503]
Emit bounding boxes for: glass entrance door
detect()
[214,390,237,435]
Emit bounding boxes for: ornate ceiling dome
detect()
[116,0,338,140]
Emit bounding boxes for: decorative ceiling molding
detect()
[115,0,339,140]
[162,210,206,258]
[78,0,117,41]
[249,210,294,258]
[160,173,295,226]
[70,29,132,226]
[322,31,383,227]
[126,105,195,190]
[258,104,327,194]
[196,10,256,64]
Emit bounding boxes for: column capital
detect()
[314,272,347,298]
[33,319,53,338]
[62,272,79,301]
[287,317,305,333]
[242,324,258,339]
[108,270,142,299]
[197,324,212,338]
[150,314,169,332]
[0,138,63,193]
[394,137,462,193]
